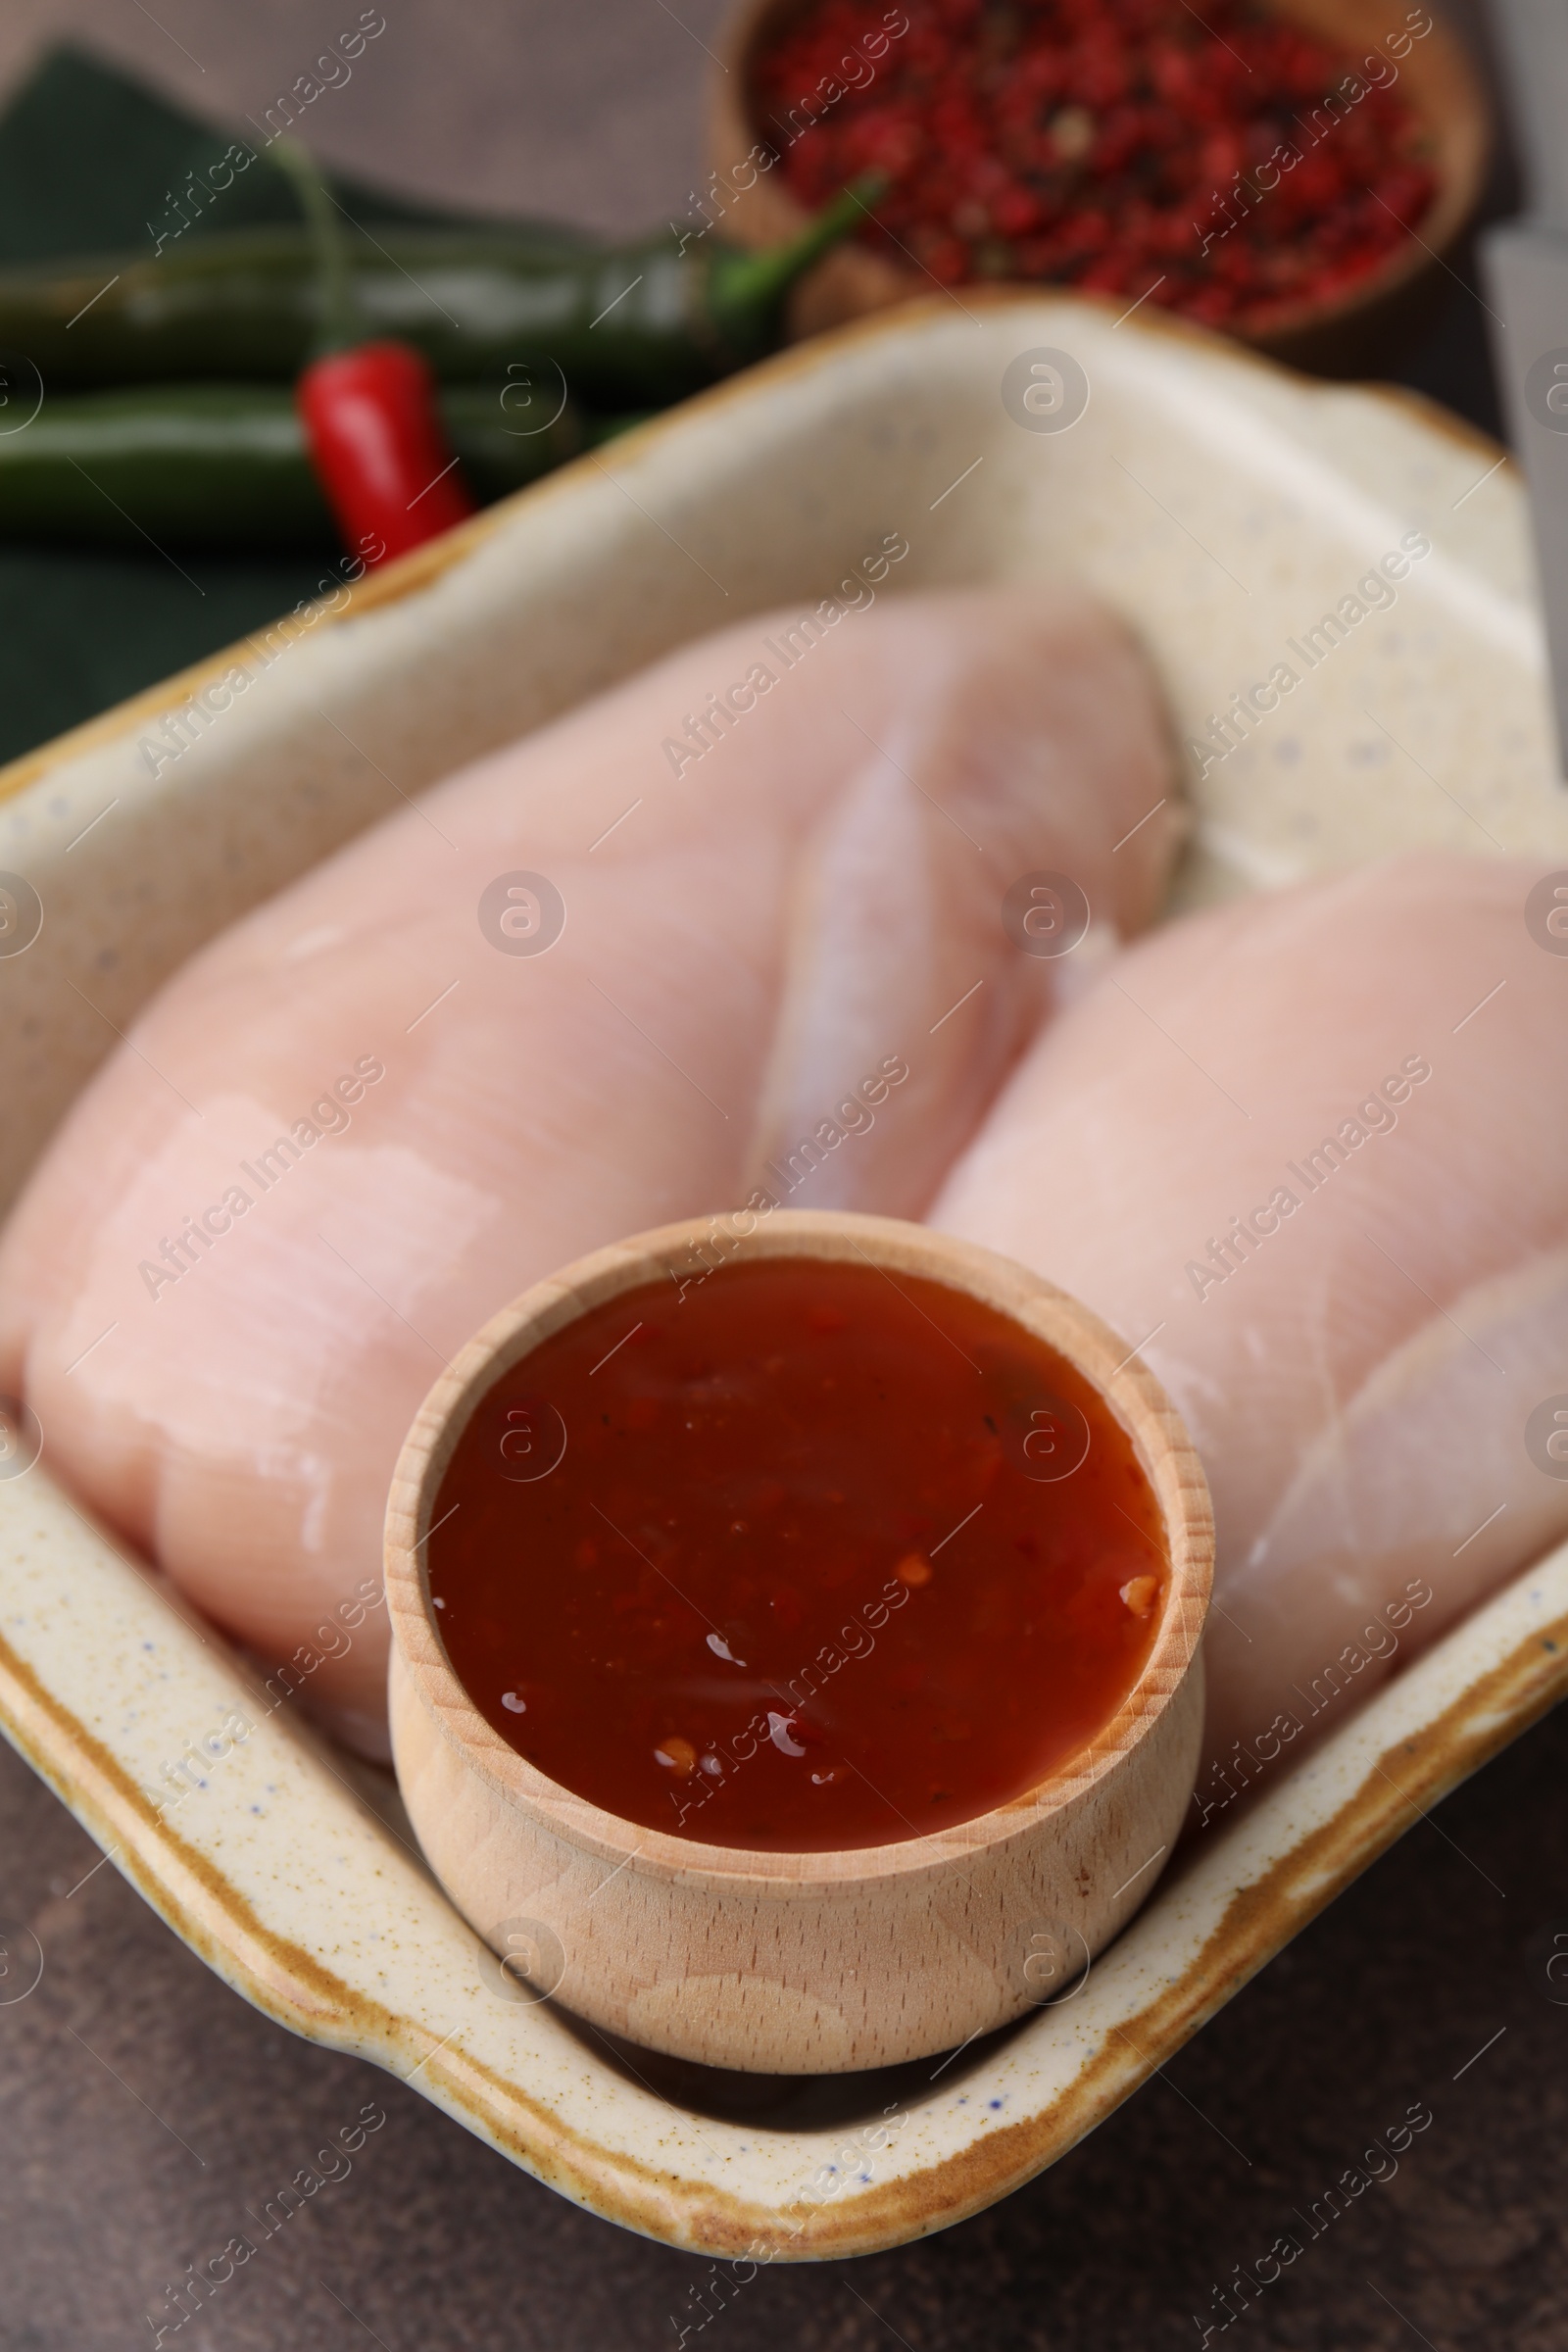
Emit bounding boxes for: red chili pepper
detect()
[273,140,475,567]
[295,340,475,564]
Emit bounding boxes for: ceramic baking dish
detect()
[1,291,1565,2259]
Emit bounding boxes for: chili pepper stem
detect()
[268,136,362,354]
[714,172,888,317]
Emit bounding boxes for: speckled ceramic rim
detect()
[0,280,1514,817]
[384,1209,1213,1886]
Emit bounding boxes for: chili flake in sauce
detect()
[427,1256,1168,1851]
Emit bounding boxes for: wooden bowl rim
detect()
[385,1209,1213,1891]
[709,0,1493,353]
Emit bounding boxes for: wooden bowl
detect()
[385,1209,1212,2075]
[710,0,1491,378]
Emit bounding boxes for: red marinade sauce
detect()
[427,1257,1168,1852]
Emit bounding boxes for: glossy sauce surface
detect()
[427,1256,1167,1850]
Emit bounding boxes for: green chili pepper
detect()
[0,181,879,406]
[0,382,584,548]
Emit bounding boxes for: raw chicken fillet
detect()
[934,853,1568,1811]
[0,588,1178,1750]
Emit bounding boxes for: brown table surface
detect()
[3,5,1566,2347]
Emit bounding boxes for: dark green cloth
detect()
[0,46,582,766]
